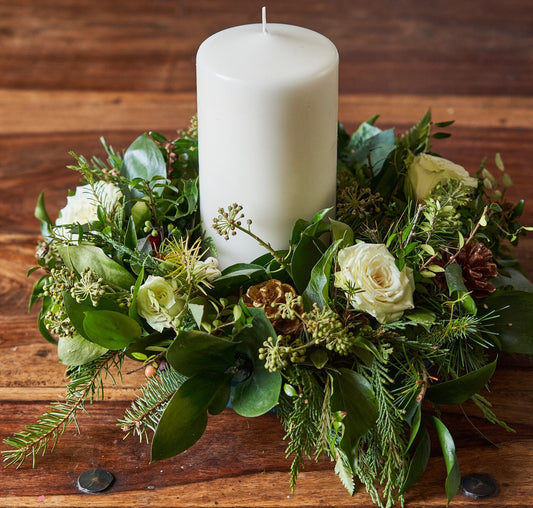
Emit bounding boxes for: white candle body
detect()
[197,22,338,268]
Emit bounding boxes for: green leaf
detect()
[481,290,533,354]
[330,219,353,248]
[406,403,422,451]
[427,358,497,405]
[331,368,379,462]
[124,215,137,250]
[122,133,167,198]
[210,263,268,296]
[35,191,52,237]
[310,349,329,369]
[83,309,142,349]
[402,424,431,494]
[231,307,282,417]
[444,263,477,315]
[431,416,461,505]
[151,372,231,462]
[57,333,108,366]
[166,330,238,377]
[302,239,342,310]
[63,292,121,340]
[57,244,136,290]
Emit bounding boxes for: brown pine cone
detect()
[454,242,498,299]
[243,279,302,335]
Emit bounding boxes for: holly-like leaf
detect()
[426,358,497,405]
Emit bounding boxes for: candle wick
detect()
[262,6,268,34]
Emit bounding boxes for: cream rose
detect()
[334,243,415,324]
[136,275,185,332]
[55,181,122,239]
[406,153,477,201]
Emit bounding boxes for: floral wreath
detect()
[3,113,532,507]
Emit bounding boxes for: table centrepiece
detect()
[3,12,533,508]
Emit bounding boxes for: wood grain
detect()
[1,1,533,506]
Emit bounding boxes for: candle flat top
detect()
[196,23,338,85]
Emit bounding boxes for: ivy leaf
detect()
[426,359,497,405]
[431,416,461,505]
[83,310,142,349]
[231,307,282,417]
[481,290,533,354]
[57,244,135,290]
[122,133,167,198]
[166,330,238,377]
[151,372,231,462]
[331,368,379,463]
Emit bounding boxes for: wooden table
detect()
[1,1,533,506]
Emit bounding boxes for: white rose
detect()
[55,182,122,238]
[334,243,415,324]
[196,256,222,281]
[406,153,477,201]
[136,275,185,332]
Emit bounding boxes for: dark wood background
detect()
[1,1,533,506]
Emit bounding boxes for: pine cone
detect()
[243,279,302,335]
[454,242,498,299]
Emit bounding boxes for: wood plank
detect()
[3,91,533,135]
[1,0,532,96]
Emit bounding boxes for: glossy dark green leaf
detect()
[63,292,121,340]
[402,424,431,494]
[210,263,268,295]
[128,266,144,323]
[83,309,142,349]
[122,133,167,198]
[431,416,461,505]
[151,372,230,462]
[57,244,136,290]
[426,358,497,405]
[303,239,342,310]
[481,290,533,354]
[331,368,379,462]
[231,307,282,417]
[444,263,477,315]
[208,380,232,415]
[166,330,238,377]
[406,403,422,451]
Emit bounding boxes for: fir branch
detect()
[119,366,186,442]
[2,351,121,468]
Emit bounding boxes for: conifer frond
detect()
[2,351,121,468]
[119,367,186,442]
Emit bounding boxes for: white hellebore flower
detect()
[334,243,415,324]
[136,275,185,332]
[55,181,122,239]
[196,256,222,281]
[406,153,477,201]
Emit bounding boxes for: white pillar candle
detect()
[197,11,338,268]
